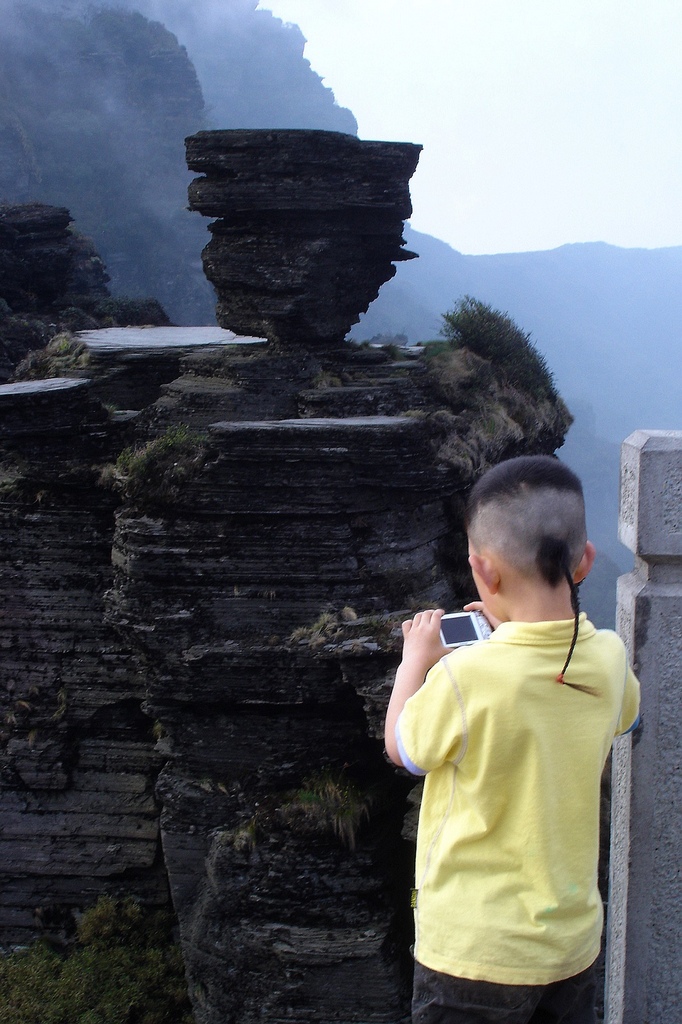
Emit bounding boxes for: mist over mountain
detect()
[355,229,682,623]
[112,0,358,134]
[357,227,682,444]
[0,1,209,321]
[0,0,355,323]
[1,0,677,624]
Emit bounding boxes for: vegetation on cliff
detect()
[102,425,210,507]
[438,295,558,401]
[0,896,193,1024]
[418,298,571,477]
[12,333,90,381]
[226,768,375,854]
[281,770,375,851]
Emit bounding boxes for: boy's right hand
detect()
[401,609,448,675]
[463,600,502,631]
[385,609,448,767]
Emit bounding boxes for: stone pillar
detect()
[185,129,422,347]
[605,430,682,1024]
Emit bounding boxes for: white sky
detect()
[257,0,682,255]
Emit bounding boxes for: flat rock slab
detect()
[77,326,266,352]
[0,377,90,397]
[209,416,414,431]
[0,377,107,441]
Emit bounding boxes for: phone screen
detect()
[440,614,479,646]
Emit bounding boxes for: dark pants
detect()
[412,960,597,1024]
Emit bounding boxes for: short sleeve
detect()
[615,663,641,735]
[395,657,466,775]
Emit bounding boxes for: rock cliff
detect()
[0,201,170,383]
[0,131,571,1023]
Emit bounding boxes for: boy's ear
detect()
[573,541,596,583]
[468,552,501,594]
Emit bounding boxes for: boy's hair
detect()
[465,455,590,686]
[465,455,587,581]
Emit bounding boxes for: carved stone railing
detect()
[605,430,682,1023]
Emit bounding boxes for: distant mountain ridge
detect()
[357,228,682,443]
[356,228,681,624]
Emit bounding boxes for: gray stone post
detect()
[605,430,682,1024]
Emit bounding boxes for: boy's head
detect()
[465,455,587,584]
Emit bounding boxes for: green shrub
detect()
[419,339,451,359]
[11,333,89,381]
[439,296,558,400]
[106,425,208,505]
[86,297,171,327]
[0,897,194,1024]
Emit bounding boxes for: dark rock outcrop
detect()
[0,203,91,379]
[0,131,571,1022]
[0,202,171,384]
[103,337,567,1023]
[0,204,87,311]
[0,377,167,943]
[0,333,569,1015]
[186,129,421,347]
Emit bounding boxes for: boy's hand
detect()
[384,609,447,767]
[401,608,448,674]
[463,600,502,631]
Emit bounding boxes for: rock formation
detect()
[186,129,421,346]
[0,132,571,1022]
[0,201,170,383]
[0,375,166,943]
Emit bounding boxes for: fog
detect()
[21,0,358,133]
[1,0,677,626]
[0,0,355,322]
[124,0,357,132]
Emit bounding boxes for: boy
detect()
[385,455,640,1024]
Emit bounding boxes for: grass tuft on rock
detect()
[11,332,90,381]
[101,425,208,506]
[280,769,374,851]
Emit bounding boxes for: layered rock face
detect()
[186,129,421,346]
[0,204,86,311]
[103,331,567,1024]
[0,201,171,383]
[0,131,571,1022]
[0,377,166,943]
[0,203,96,379]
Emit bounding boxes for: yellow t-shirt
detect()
[396,615,640,986]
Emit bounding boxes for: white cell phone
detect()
[440,611,492,648]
